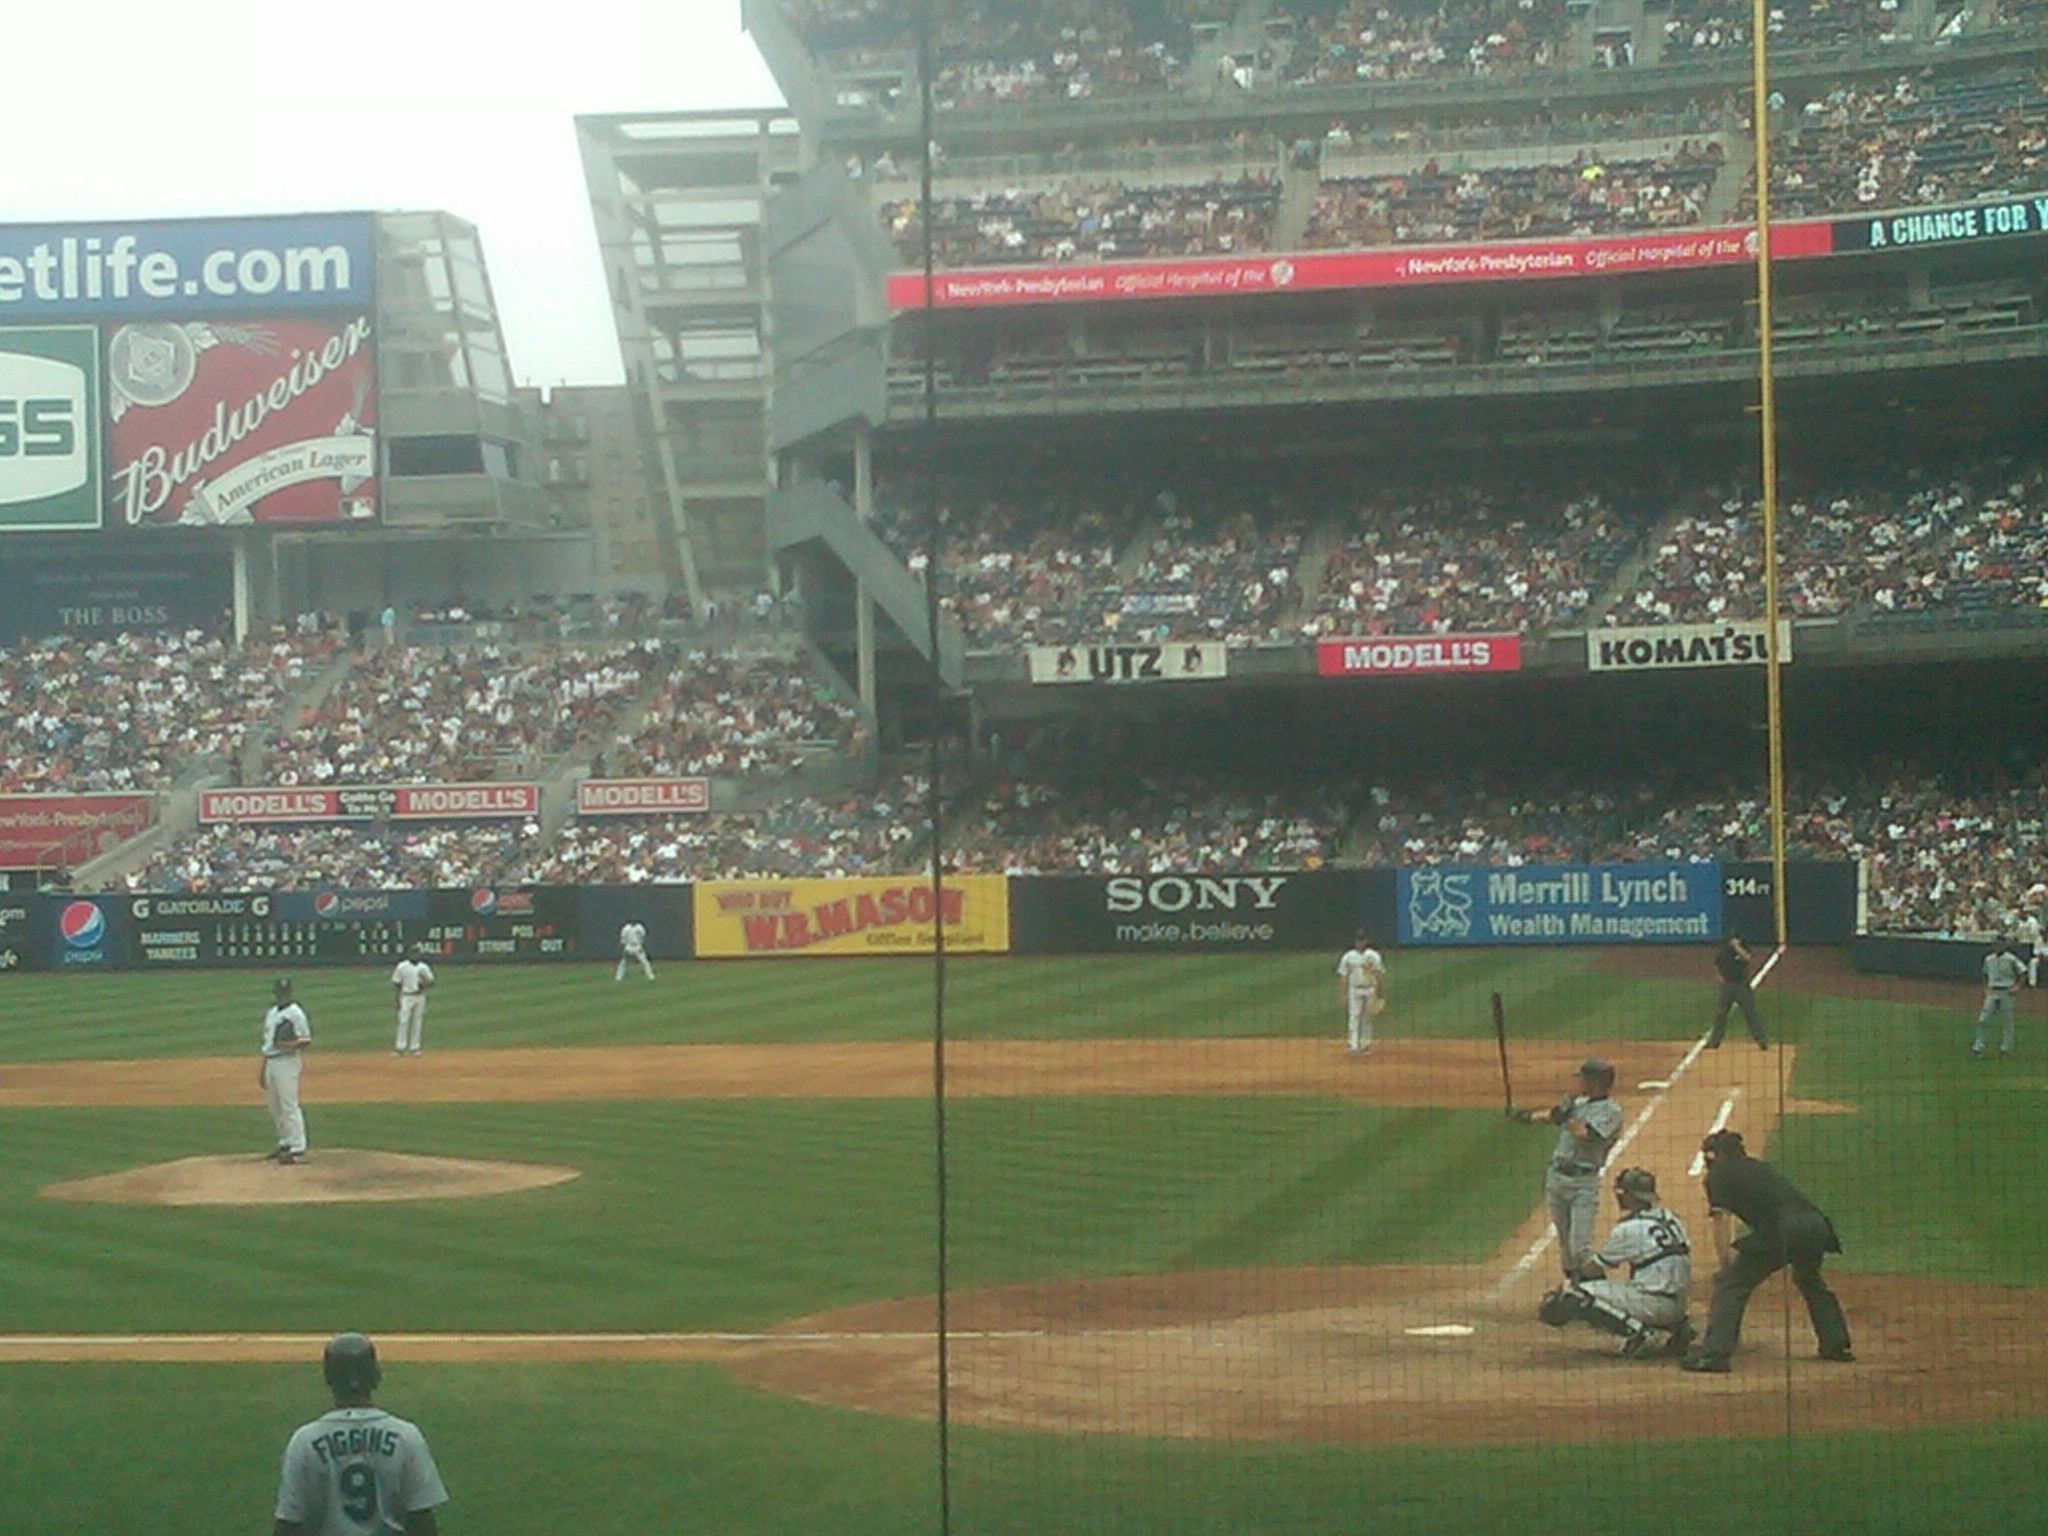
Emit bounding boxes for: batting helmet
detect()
[323,1332,382,1396]
[1614,1167,1658,1207]
[1577,1057,1616,1091]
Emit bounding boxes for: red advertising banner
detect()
[886,222,1836,310]
[106,315,378,527]
[0,793,154,868]
[200,783,538,824]
[576,777,712,816]
[1317,634,1523,676]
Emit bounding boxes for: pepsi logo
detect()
[470,889,497,916]
[58,900,106,949]
[313,891,340,919]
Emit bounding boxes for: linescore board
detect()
[121,890,581,967]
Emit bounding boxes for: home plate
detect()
[1404,1324,1476,1338]
[1637,1079,1671,1090]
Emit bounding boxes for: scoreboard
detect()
[124,890,583,967]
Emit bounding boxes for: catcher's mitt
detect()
[1537,1287,1584,1328]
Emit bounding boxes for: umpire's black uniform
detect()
[1707,937,1768,1048]
[1685,1131,1852,1370]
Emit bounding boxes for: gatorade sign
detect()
[0,327,99,530]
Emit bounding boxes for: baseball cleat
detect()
[1680,1352,1731,1373]
[1664,1319,1697,1358]
[1619,1331,1660,1359]
[277,1152,305,1165]
[1818,1347,1855,1363]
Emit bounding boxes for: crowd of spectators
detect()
[1609,455,2048,625]
[1659,0,1914,60]
[0,628,336,795]
[946,774,1346,871]
[1759,68,2048,217]
[519,772,931,883]
[1305,146,1724,246]
[1279,0,1577,83]
[1308,489,1637,636]
[883,172,1280,267]
[598,652,865,781]
[124,819,539,893]
[261,642,665,786]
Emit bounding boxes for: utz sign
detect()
[0,327,100,530]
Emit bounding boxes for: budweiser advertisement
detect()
[1317,634,1522,676]
[886,222,1835,310]
[0,793,154,870]
[576,777,712,816]
[107,314,376,527]
[200,784,539,825]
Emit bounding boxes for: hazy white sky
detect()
[6,0,783,386]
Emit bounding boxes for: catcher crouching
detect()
[1537,1167,1694,1360]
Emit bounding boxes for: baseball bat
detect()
[1491,990,1514,1115]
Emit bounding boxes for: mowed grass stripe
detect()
[2,1098,1541,1333]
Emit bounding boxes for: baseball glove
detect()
[1537,1287,1584,1328]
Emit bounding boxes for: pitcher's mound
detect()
[43,1150,580,1207]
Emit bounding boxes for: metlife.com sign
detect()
[0,214,374,320]
[1398,863,1721,946]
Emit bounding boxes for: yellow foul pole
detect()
[1750,3,1790,948]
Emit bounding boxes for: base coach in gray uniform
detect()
[1511,1058,1624,1281]
[1682,1130,1853,1373]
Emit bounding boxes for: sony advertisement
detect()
[1010,871,1363,953]
[0,213,377,534]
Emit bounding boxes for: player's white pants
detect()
[1345,988,1376,1051]
[396,995,427,1053]
[1976,992,2016,1054]
[264,1055,306,1154]
[617,949,654,981]
[1545,1169,1602,1278]
[1579,1277,1688,1335]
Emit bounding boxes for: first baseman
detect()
[617,919,654,982]
[391,949,435,1055]
[1975,937,2028,1057]
[1511,1058,1623,1280]
[260,978,310,1164]
[1538,1166,1693,1359]
[1335,932,1384,1054]
[275,1331,448,1535]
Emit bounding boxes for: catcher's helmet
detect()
[1577,1057,1616,1091]
[323,1332,381,1396]
[1614,1166,1658,1206]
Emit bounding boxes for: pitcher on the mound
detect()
[1336,932,1384,1054]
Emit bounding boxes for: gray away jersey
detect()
[1985,950,2028,992]
[276,1406,448,1535]
[1551,1095,1623,1173]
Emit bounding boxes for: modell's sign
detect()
[1028,642,1228,685]
[1586,621,1792,674]
[576,777,711,816]
[1317,634,1521,676]
[200,783,538,824]
[107,314,376,527]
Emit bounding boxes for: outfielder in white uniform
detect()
[1975,940,2028,1057]
[617,920,654,982]
[276,1332,448,1536]
[391,951,435,1055]
[261,978,310,1163]
[1538,1166,1694,1358]
[2017,908,2045,989]
[1335,933,1384,1054]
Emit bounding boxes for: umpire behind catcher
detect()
[274,1332,449,1534]
[1681,1130,1853,1373]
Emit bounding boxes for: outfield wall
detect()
[0,861,1855,971]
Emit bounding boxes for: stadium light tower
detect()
[1749,0,1791,951]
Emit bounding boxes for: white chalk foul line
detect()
[1688,1090,1743,1176]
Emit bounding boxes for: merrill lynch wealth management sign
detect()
[1399,863,1722,945]
[1586,621,1791,673]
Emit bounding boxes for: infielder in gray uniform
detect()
[1511,1058,1624,1281]
[275,1332,448,1535]
[1975,938,2028,1057]
[1538,1167,1694,1359]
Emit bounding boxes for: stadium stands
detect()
[598,651,866,780]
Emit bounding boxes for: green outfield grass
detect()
[1,950,2043,1533]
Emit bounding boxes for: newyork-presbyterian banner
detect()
[885,222,1835,310]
